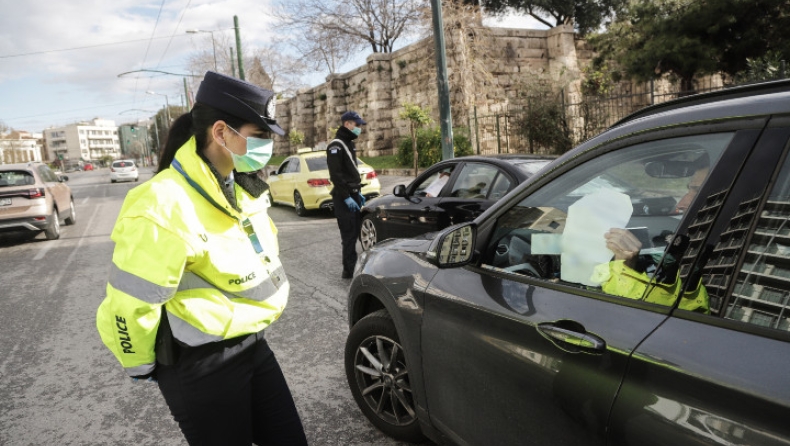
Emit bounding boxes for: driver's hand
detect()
[605,228,642,269]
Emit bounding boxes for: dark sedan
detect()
[344,79,790,445]
[359,155,553,250]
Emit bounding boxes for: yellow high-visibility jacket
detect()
[595,260,710,313]
[96,137,287,377]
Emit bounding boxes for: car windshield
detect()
[513,160,552,176]
[0,171,35,187]
[305,156,328,171]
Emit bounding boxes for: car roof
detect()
[113,159,135,163]
[0,162,45,171]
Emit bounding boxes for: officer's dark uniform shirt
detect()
[326,126,362,199]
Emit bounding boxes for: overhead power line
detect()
[0,35,191,60]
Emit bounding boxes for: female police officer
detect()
[96,71,308,445]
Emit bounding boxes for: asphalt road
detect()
[0,166,419,446]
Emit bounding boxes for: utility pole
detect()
[234,16,245,80]
[183,78,191,108]
[230,47,236,77]
[430,0,454,161]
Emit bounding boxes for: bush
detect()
[397,127,474,168]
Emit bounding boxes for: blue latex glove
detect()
[344,196,361,212]
[356,193,366,207]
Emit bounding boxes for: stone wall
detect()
[274,24,593,157]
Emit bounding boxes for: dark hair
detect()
[156,102,247,172]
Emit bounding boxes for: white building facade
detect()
[44,118,120,164]
[0,131,43,164]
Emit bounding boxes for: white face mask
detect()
[220,125,274,172]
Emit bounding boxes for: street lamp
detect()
[146,91,171,125]
[186,29,217,72]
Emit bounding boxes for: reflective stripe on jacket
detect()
[96,137,287,377]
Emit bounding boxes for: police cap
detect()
[195,71,284,136]
[340,110,366,126]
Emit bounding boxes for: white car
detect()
[110,160,139,183]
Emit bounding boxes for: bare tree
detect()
[291,26,363,75]
[251,43,310,96]
[275,0,423,54]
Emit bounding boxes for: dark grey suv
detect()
[344,80,790,445]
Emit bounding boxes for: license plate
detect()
[0,197,11,206]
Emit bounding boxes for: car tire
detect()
[294,191,308,217]
[345,310,425,443]
[44,208,61,240]
[64,199,77,226]
[135,177,139,182]
[360,215,378,250]
[111,179,116,183]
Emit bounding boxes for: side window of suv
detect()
[480,133,733,307]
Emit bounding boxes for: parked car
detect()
[267,147,381,216]
[110,159,138,183]
[344,79,790,445]
[83,162,94,171]
[359,155,554,250]
[0,162,76,240]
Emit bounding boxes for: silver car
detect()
[0,162,76,240]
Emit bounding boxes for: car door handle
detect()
[537,321,606,353]
[422,206,432,212]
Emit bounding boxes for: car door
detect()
[419,127,758,445]
[384,163,459,239]
[608,119,790,445]
[437,162,510,227]
[37,165,68,212]
[269,158,292,204]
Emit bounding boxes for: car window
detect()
[714,153,790,331]
[480,133,733,306]
[37,165,57,182]
[414,166,455,197]
[286,158,301,173]
[488,173,513,201]
[449,163,500,199]
[305,156,328,172]
[277,159,291,174]
[112,161,134,168]
[0,170,35,187]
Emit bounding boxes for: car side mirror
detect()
[393,184,407,197]
[59,175,69,182]
[429,222,476,268]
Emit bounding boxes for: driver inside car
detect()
[595,163,711,313]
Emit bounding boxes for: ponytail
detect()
[155,103,247,173]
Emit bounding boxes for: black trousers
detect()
[332,193,363,275]
[156,331,308,446]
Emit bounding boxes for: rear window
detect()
[112,161,135,168]
[0,171,35,187]
[305,157,328,172]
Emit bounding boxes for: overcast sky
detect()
[0,0,543,134]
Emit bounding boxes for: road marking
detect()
[33,242,54,261]
[47,204,101,297]
[81,197,90,205]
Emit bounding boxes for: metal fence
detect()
[469,72,787,156]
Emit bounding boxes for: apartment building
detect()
[44,118,120,164]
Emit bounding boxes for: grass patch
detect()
[359,155,406,170]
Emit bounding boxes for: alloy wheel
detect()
[360,217,377,250]
[352,334,416,427]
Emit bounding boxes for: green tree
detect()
[399,103,432,176]
[590,0,790,92]
[479,0,626,35]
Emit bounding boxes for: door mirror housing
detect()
[428,222,476,268]
[393,184,407,197]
